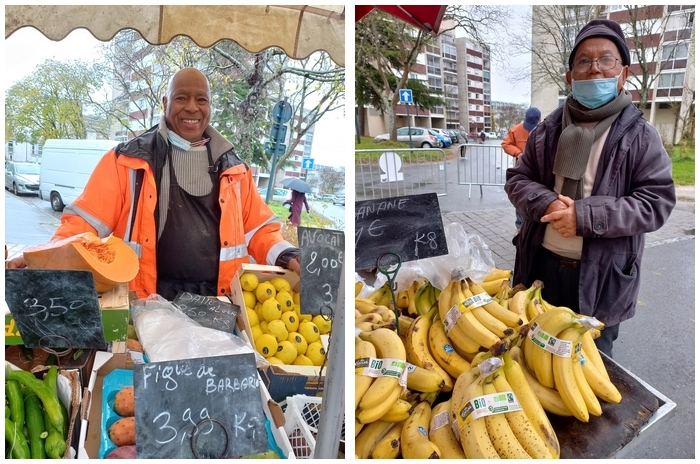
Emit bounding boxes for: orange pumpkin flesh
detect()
[23,232,139,293]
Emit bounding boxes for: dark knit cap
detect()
[568,19,631,70]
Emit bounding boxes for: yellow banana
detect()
[397,314,415,340]
[355,338,377,409]
[573,347,602,417]
[526,308,579,389]
[406,363,446,393]
[406,315,454,393]
[470,351,492,368]
[428,399,465,458]
[357,328,406,411]
[493,278,512,306]
[354,419,394,459]
[406,278,425,317]
[502,348,560,458]
[483,267,513,282]
[427,317,473,379]
[526,297,546,321]
[366,282,391,305]
[552,326,589,422]
[355,418,364,438]
[395,289,410,309]
[368,305,396,323]
[491,367,553,458]
[355,281,364,298]
[461,280,514,338]
[355,297,378,314]
[483,380,532,458]
[355,312,384,325]
[451,373,500,458]
[479,277,509,296]
[508,289,531,324]
[437,280,482,355]
[455,280,501,349]
[467,278,523,328]
[369,419,405,459]
[378,397,414,423]
[414,280,438,318]
[400,401,442,459]
[510,345,573,417]
[581,352,622,404]
[581,330,610,380]
[357,383,404,424]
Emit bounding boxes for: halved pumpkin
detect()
[23,232,139,293]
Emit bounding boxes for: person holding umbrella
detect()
[281,178,311,226]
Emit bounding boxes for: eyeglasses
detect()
[573,56,621,72]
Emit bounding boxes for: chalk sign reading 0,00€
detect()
[298,227,344,316]
[354,193,448,271]
[133,353,267,459]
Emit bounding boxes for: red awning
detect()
[355,5,447,35]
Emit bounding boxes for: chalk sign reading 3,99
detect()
[133,353,266,459]
[354,193,449,271]
[298,227,344,316]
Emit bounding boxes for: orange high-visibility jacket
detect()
[52,122,294,298]
[501,122,531,158]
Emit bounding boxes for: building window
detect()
[662,42,689,60]
[427,55,441,75]
[443,44,456,61]
[658,71,685,88]
[610,5,627,12]
[429,76,443,90]
[666,12,693,31]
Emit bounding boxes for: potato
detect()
[106,445,137,459]
[113,387,135,417]
[108,416,136,446]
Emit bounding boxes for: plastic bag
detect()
[130,294,269,368]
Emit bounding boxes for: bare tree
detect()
[494,103,529,132]
[316,166,345,195]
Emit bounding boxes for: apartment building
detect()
[531,5,695,144]
[362,21,492,137]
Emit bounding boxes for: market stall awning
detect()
[355,5,447,35]
[5,5,345,66]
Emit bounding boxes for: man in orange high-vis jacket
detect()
[7,68,300,300]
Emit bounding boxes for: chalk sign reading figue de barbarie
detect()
[298,227,344,316]
[133,353,266,459]
[171,292,240,333]
[355,193,448,271]
[5,269,106,350]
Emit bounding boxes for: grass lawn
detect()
[267,201,336,248]
[670,141,695,186]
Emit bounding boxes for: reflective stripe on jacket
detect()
[52,123,293,298]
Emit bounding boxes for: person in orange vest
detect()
[502,107,541,237]
[7,68,301,300]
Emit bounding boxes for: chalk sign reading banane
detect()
[133,353,266,458]
[355,193,448,271]
[298,227,344,316]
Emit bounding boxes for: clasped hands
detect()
[541,194,577,238]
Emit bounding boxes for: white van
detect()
[40,139,119,211]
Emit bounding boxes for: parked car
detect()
[257,187,290,202]
[319,194,334,202]
[429,129,452,148]
[373,127,441,148]
[332,194,345,206]
[5,160,40,196]
[487,132,499,139]
[439,128,458,144]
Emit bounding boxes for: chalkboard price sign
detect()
[355,193,449,271]
[4,269,107,350]
[298,227,344,316]
[171,292,240,333]
[133,353,267,459]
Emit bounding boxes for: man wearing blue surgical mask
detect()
[504,19,676,357]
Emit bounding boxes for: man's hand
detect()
[5,256,27,269]
[541,195,577,238]
[287,256,301,275]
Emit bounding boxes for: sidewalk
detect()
[439,183,695,271]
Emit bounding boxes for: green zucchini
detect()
[23,389,47,459]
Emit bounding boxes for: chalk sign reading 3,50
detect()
[298,227,344,316]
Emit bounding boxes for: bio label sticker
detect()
[528,322,574,358]
[462,292,493,309]
[464,391,523,421]
[444,304,461,334]
[359,356,407,380]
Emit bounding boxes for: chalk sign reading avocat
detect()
[298,227,344,316]
[133,353,267,459]
[171,292,240,333]
[4,269,107,350]
[355,193,448,271]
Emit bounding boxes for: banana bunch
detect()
[362,282,394,308]
[438,277,523,355]
[355,297,398,331]
[520,308,622,422]
[450,356,559,459]
[405,315,454,393]
[479,267,514,296]
[409,279,441,319]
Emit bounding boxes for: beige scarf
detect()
[554,90,632,199]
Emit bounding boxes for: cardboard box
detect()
[78,352,295,459]
[4,346,97,388]
[230,264,325,379]
[5,283,131,345]
[6,364,82,459]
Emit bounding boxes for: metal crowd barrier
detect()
[354,148,448,201]
[456,143,515,198]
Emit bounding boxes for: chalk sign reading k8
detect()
[355,193,448,271]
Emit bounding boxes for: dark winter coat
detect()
[505,103,675,326]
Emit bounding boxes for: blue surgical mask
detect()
[167,130,195,151]
[571,70,623,109]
